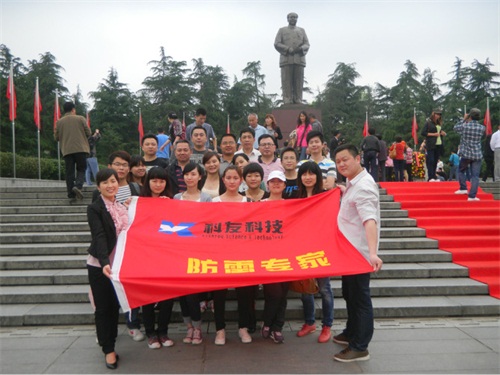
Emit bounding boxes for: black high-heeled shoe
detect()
[105,353,119,370]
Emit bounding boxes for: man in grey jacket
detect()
[55,102,91,200]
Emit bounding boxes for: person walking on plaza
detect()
[55,101,91,201]
[333,144,383,362]
[454,108,485,200]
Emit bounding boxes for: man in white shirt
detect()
[333,144,383,363]
[235,128,261,162]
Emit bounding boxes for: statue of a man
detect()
[274,12,310,105]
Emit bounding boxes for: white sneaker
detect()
[468,197,480,201]
[454,190,468,195]
[215,329,226,345]
[238,328,252,343]
[128,328,145,342]
[183,327,194,344]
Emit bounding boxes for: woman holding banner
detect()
[139,167,176,350]
[295,162,334,343]
[174,162,212,346]
[86,168,127,370]
[212,166,254,345]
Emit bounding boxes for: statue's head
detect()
[287,12,298,26]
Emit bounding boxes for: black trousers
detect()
[64,152,87,198]
[262,282,289,332]
[88,265,119,355]
[142,299,174,336]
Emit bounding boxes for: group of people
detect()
[68,105,383,369]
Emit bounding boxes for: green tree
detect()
[89,68,138,158]
[242,61,266,112]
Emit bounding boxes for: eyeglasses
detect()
[259,143,275,147]
[112,162,129,168]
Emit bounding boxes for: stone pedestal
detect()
[272,105,321,147]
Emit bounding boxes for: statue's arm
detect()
[274,29,291,55]
[299,30,310,55]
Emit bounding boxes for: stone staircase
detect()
[1,182,499,327]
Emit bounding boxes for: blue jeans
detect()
[85,157,99,185]
[125,307,141,329]
[300,277,333,327]
[458,158,481,198]
[449,165,458,180]
[341,273,373,351]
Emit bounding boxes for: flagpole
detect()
[35,77,42,180]
[9,64,16,178]
[139,108,141,155]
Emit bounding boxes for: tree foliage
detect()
[1,42,498,170]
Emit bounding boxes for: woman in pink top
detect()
[296,111,312,161]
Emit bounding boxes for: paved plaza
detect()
[1,317,499,374]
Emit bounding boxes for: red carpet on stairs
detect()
[380,182,500,299]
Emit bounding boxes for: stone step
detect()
[0,255,86,270]
[380,218,416,227]
[379,238,438,249]
[378,249,452,263]
[0,232,91,244]
[0,213,87,223]
[0,269,88,285]
[0,275,487,305]
[0,243,88,256]
[380,227,426,238]
[0,191,95,199]
[381,210,408,218]
[0,222,90,233]
[0,205,87,215]
[2,294,500,326]
[0,198,92,207]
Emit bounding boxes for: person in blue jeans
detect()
[295,162,334,343]
[448,150,460,180]
[85,129,101,185]
[454,108,485,201]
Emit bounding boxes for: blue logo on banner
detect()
[159,221,195,237]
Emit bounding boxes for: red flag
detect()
[6,65,17,122]
[484,99,492,136]
[412,111,419,146]
[53,91,61,131]
[362,113,368,137]
[86,112,91,130]
[138,111,144,140]
[111,189,373,311]
[34,78,42,130]
[226,114,231,134]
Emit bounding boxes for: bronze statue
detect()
[274,12,310,105]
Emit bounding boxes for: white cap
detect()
[267,170,286,183]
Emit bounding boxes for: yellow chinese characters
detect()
[261,258,293,272]
[296,251,330,269]
[187,258,218,274]
[224,260,255,274]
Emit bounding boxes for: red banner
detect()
[112,189,373,311]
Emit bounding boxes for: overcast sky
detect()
[1,0,499,107]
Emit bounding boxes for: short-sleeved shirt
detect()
[337,168,380,262]
[144,157,169,171]
[258,156,285,191]
[156,133,170,159]
[186,123,216,149]
[235,148,261,163]
[297,157,337,180]
[283,178,298,199]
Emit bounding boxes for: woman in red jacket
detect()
[389,136,407,182]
